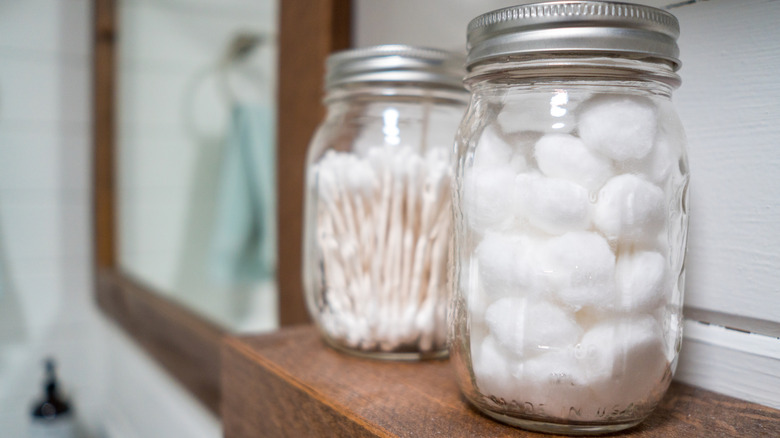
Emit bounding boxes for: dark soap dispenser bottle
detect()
[29,359,77,438]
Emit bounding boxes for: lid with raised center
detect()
[325,44,467,91]
[467,1,681,71]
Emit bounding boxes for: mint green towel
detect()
[210,104,276,285]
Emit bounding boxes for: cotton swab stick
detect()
[314,144,452,354]
[416,209,451,351]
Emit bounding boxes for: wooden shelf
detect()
[222,326,780,437]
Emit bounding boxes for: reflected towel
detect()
[210,104,276,285]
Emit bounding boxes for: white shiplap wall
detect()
[669,0,780,409]
[0,1,104,436]
[674,0,780,324]
[0,1,220,437]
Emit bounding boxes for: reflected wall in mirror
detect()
[117,0,278,333]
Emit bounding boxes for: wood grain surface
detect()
[277,0,352,327]
[222,326,780,438]
[96,269,224,414]
[92,0,116,269]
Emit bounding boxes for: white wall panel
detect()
[674,0,780,324]
[0,0,223,436]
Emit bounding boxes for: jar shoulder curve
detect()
[454,94,492,158]
[304,106,365,169]
[459,85,687,155]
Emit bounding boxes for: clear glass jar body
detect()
[450,58,689,434]
[304,83,467,360]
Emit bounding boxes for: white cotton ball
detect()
[466,268,490,323]
[594,174,665,242]
[485,297,528,358]
[621,131,681,185]
[509,153,529,173]
[511,171,539,220]
[463,128,532,233]
[615,250,669,313]
[463,166,518,232]
[473,335,520,402]
[535,133,614,192]
[473,125,516,171]
[579,315,669,407]
[579,314,667,380]
[519,348,593,416]
[526,176,592,235]
[475,231,537,300]
[523,349,585,384]
[472,125,529,175]
[485,297,582,358]
[539,231,616,309]
[578,94,658,161]
[524,300,582,354]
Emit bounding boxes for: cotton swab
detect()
[313,144,452,354]
[578,94,658,162]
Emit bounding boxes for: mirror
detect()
[115,0,278,332]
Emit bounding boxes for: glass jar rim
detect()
[464,55,681,90]
[323,81,470,105]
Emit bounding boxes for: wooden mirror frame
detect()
[92,0,352,415]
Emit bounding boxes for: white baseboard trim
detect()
[675,319,780,410]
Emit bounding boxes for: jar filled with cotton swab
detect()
[450,2,689,434]
[303,45,468,360]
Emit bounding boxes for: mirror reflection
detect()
[117,0,278,332]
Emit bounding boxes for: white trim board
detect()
[676,320,780,410]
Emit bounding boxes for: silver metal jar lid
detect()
[325,44,467,90]
[467,1,681,71]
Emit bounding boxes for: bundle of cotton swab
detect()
[462,93,686,421]
[314,145,451,354]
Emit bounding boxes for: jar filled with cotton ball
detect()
[303,45,468,359]
[450,2,689,434]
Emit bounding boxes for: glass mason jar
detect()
[303,45,468,360]
[450,2,689,434]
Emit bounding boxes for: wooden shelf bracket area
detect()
[221,326,780,438]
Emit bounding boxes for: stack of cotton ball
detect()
[313,144,451,354]
[464,94,681,421]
